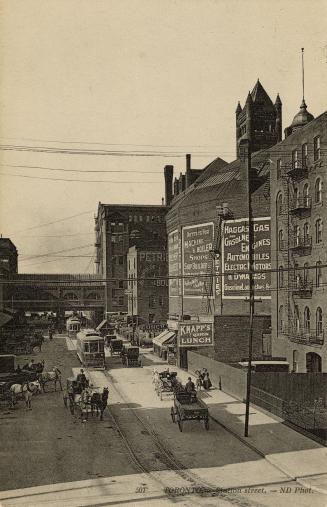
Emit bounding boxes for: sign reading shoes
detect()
[178,322,213,347]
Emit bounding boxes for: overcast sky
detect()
[0,0,326,274]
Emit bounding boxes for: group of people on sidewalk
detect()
[184,368,212,393]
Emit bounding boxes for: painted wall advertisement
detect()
[168,230,181,296]
[179,322,214,347]
[222,217,271,299]
[182,223,215,297]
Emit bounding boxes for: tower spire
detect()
[301,48,305,102]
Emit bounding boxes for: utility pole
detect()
[244,140,255,438]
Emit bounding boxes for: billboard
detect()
[179,322,214,347]
[182,222,214,298]
[222,217,271,299]
[168,229,181,296]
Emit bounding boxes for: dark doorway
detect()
[306,352,322,372]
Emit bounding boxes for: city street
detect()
[0,335,326,506]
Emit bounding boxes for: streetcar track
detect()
[101,367,268,507]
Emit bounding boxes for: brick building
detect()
[94,203,167,317]
[164,80,278,368]
[270,105,327,372]
[127,244,168,325]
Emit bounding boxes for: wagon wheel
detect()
[204,417,209,430]
[170,406,176,423]
[177,414,183,432]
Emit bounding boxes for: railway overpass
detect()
[3,274,105,316]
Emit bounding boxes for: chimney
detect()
[178,173,184,193]
[164,165,174,205]
[174,177,179,196]
[185,153,192,188]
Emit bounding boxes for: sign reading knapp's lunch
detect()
[182,222,214,297]
[179,322,214,347]
[222,217,271,299]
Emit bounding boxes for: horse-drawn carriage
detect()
[110,338,123,356]
[153,370,182,400]
[2,333,44,355]
[170,391,209,432]
[121,345,141,367]
[63,377,108,420]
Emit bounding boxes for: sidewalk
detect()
[142,349,327,494]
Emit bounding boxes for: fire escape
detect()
[278,157,323,346]
[201,204,233,315]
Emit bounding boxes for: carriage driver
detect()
[185,377,196,393]
[76,369,87,390]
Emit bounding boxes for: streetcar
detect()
[76,329,105,369]
[66,316,81,337]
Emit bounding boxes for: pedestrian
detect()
[185,377,195,393]
[203,372,212,390]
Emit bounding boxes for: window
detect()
[278,305,284,335]
[315,218,323,244]
[294,225,300,246]
[294,262,300,288]
[314,136,321,161]
[316,307,323,336]
[314,178,323,203]
[277,159,282,179]
[302,143,308,167]
[277,192,283,215]
[158,295,164,307]
[133,215,138,223]
[139,215,143,222]
[304,307,311,333]
[129,215,133,222]
[292,149,299,169]
[118,296,124,306]
[316,261,322,287]
[118,280,124,289]
[133,258,136,269]
[128,259,130,270]
[278,266,284,288]
[278,229,284,250]
[303,222,310,243]
[294,188,299,207]
[119,256,124,265]
[294,306,300,333]
[149,295,156,309]
[303,184,309,207]
[303,262,309,283]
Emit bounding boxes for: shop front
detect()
[153,329,176,363]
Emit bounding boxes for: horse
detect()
[10,381,41,409]
[38,367,62,392]
[90,387,109,420]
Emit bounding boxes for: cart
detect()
[121,345,141,367]
[110,338,123,356]
[154,371,181,400]
[171,391,209,432]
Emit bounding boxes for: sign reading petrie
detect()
[178,322,214,347]
[168,230,181,296]
[182,223,214,297]
[222,217,271,299]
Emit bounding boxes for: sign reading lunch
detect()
[222,217,271,299]
[179,322,214,347]
[168,230,181,296]
[182,223,214,297]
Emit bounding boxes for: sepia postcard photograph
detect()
[0,1,326,506]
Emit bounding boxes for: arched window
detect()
[276,192,283,215]
[294,225,300,246]
[314,178,323,203]
[278,305,284,335]
[303,222,310,243]
[303,183,309,207]
[304,307,311,333]
[294,306,300,333]
[278,266,284,288]
[278,229,284,250]
[316,307,323,336]
[315,218,323,244]
[316,261,322,287]
[293,187,299,207]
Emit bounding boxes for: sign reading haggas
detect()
[222,217,271,299]
[182,223,214,297]
[179,322,214,347]
[168,229,181,296]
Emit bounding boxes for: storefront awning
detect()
[153,330,175,347]
[96,319,107,331]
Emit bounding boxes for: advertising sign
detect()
[222,217,271,299]
[182,223,214,297]
[178,322,214,347]
[168,230,181,296]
